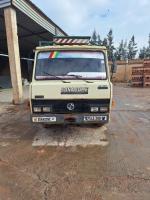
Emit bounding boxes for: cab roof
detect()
[35,36,107,52]
[35,45,107,51]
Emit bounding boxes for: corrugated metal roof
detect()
[0,7,55,55]
[0,0,68,56]
[0,0,11,8]
[0,0,67,36]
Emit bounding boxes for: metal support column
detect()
[4,7,23,104]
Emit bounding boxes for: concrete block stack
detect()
[143,60,150,87]
[132,66,144,87]
[132,59,150,87]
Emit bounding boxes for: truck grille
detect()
[31,99,110,114]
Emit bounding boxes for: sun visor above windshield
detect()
[37,51,105,60]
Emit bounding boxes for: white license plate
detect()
[32,117,56,123]
[84,116,107,122]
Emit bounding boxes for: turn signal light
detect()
[91,107,99,112]
[43,107,51,112]
[100,107,108,112]
[33,107,42,113]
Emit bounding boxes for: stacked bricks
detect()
[132,66,144,87]
[143,60,150,87]
[132,59,150,87]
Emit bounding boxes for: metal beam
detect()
[12,0,66,36]
[0,53,34,61]
[0,0,67,36]
[0,14,49,41]
[0,0,11,8]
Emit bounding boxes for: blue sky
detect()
[32,0,150,48]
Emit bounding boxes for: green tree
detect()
[107,29,115,61]
[147,33,150,58]
[139,47,147,59]
[97,34,102,45]
[102,38,108,47]
[91,30,97,45]
[115,40,124,60]
[138,34,150,59]
[128,35,138,60]
[115,40,128,61]
[122,40,128,60]
[148,33,150,48]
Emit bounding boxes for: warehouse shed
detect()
[0,0,67,104]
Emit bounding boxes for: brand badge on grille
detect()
[67,103,75,111]
[61,87,88,94]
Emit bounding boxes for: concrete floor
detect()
[0,86,29,103]
[0,84,150,200]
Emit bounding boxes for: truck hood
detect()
[31,80,111,100]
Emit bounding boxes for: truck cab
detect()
[30,36,112,125]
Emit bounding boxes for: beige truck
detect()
[30,36,113,126]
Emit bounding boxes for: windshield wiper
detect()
[66,74,82,78]
[42,71,70,83]
[66,74,93,83]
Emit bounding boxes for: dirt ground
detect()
[0,84,150,200]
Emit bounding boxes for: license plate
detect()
[84,116,107,122]
[32,117,56,123]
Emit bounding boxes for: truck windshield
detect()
[35,51,107,80]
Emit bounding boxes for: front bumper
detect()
[31,113,109,124]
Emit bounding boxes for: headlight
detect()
[100,107,108,112]
[43,107,51,112]
[91,107,99,112]
[33,107,42,113]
